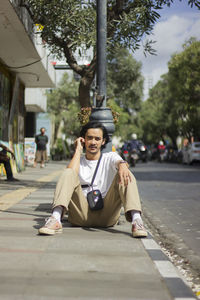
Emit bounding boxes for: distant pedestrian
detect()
[0,142,19,181]
[33,128,48,168]
[38,122,147,238]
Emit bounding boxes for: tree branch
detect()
[63,43,84,75]
[107,0,138,38]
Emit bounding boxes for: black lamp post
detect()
[89,0,114,152]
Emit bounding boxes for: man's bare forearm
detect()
[67,148,82,174]
[67,137,84,174]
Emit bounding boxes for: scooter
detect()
[158,148,166,162]
[121,148,138,167]
[138,144,148,162]
[129,149,139,167]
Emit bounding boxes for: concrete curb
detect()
[142,203,200,277]
[142,203,200,298]
[142,234,198,300]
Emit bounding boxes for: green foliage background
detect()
[26,0,199,107]
[138,38,200,146]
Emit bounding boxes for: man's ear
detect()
[102,139,105,145]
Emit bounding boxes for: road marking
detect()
[35,169,62,183]
[0,187,37,211]
[154,260,179,278]
[0,169,62,213]
[142,238,161,250]
[174,298,197,300]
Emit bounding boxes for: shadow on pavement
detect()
[34,217,72,230]
[0,209,48,219]
[81,225,132,238]
[0,179,57,189]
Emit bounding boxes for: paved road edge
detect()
[142,203,199,299]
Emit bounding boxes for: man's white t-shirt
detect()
[79,152,122,198]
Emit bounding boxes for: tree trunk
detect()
[170,136,178,148]
[53,120,62,147]
[62,44,96,107]
[79,74,94,107]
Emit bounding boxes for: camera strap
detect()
[81,153,102,189]
[90,153,102,186]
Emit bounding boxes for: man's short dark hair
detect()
[80,122,110,149]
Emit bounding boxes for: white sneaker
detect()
[38,216,62,235]
[132,219,147,238]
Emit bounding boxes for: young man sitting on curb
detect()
[38,122,147,238]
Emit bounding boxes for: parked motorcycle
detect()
[158,142,166,162]
[121,142,139,167]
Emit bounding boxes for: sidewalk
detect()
[0,161,197,300]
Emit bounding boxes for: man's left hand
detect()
[118,163,132,186]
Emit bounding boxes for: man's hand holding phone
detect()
[75,137,85,153]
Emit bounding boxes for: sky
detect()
[133,1,200,100]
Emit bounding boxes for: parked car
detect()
[182,142,200,165]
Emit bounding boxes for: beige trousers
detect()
[52,168,142,227]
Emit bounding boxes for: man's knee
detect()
[60,168,78,179]
[57,168,80,190]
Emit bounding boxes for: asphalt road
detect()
[133,160,200,276]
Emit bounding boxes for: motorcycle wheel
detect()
[130,157,135,167]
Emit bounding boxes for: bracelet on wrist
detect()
[118,160,129,168]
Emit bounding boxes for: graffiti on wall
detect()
[24,138,36,166]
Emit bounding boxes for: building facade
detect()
[0,0,55,177]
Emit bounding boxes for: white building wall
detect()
[25,32,56,112]
[25,88,47,112]
[33,32,56,85]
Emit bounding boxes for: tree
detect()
[47,73,79,144]
[107,47,144,113]
[26,0,200,107]
[107,47,144,141]
[138,38,200,146]
[168,38,200,141]
[138,75,180,146]
[107,98,142,141]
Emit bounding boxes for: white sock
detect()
[131,210,142,224]
[52,206,63,223]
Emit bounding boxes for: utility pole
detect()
[89,0,114,152]
[96,0,107,108]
